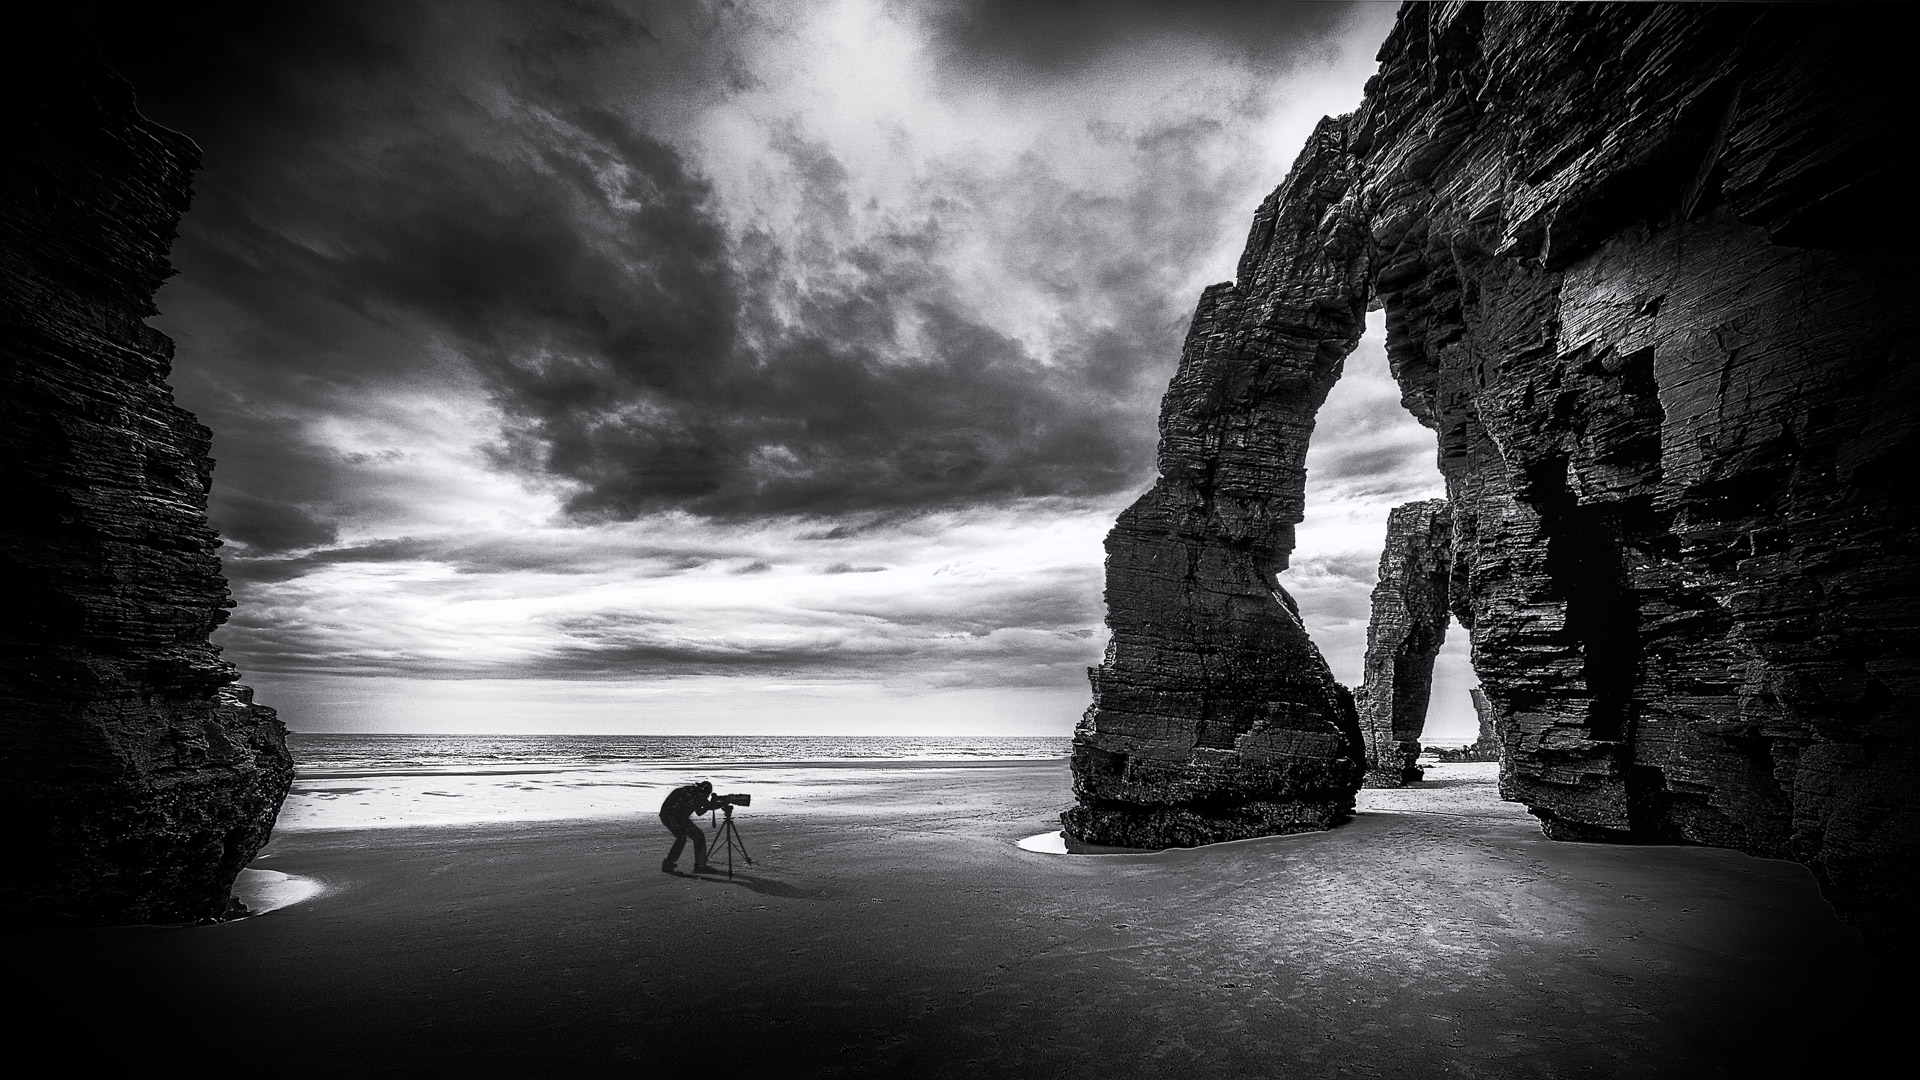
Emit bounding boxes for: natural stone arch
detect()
[1065,3,1919,960]
[1060,116,1374,847]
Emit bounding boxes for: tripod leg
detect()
[727,820,753,867]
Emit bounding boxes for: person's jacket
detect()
[660,784,714,821]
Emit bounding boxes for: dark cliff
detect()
[1070,2,1917,954]
[1,33,292,922]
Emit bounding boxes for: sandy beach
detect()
[13,760,1893,1077]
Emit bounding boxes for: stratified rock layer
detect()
[1072,2,1917,953]
[1063,118,1370,847]
[1367,1,1917,953]
[1355,499,1453,786]
[1,36,292,922]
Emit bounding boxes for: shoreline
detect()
[18,759,1891,1077]
[299,755,1072,781]
[277,754,1080,833]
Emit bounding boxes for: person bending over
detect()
[659,780,718,874]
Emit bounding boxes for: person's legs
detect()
[689,824,709,869]
[661,814,689,871]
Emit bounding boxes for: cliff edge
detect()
[1,29,292,923]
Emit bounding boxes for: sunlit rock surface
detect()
[1355,499,1452,787]
[0,33,292,923]
[1070,2,1917,954]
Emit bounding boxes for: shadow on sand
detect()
[675,870,824,900]
[1404,774,1490,789]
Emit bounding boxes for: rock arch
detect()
[1060,116,1373,847]
[1065,2,1920,958]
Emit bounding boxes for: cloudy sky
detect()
[94,0,1476,739]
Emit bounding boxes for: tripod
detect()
[706,804,754,878]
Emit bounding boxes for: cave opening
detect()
[1423,619,1484,752]
[1276,306,1491,785]
[1519,455,1643,744]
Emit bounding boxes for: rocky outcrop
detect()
[1061,118,1370,847]
[1354,499,1453,786]
[1070,2,1917,953]
[1,32,292,923]
[1366,1,1918,954]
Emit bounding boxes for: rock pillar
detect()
[0,30,293,923]
[1062,117,1371,847]
[1355,499,1452,786]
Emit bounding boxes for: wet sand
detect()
[12,761,1895,1077]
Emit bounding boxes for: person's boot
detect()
[660,859,677,874]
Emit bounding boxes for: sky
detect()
[86,0,1478,739]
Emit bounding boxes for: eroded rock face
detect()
[1365,1,1917,954]
[1062,118,1370,847]
[1355,499,1452,786]
[1,38,292,923]
[1072,2,1917,952]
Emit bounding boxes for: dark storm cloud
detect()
[75,0,1382,538]
[211,490,340,554]
[221,530,741,586]
[90,0,1205,526]
[72,0,758,544]
[458,114,1165,520]
[61,0,1405,698]
[920,0,1362,81]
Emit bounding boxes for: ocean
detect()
[275,733,1073,833]
[291,732,1073,772]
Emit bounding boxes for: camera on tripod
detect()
[704,790,754,877]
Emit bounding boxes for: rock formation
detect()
[1061,118,1371,847]
[1432,688,1500,764]
[1,32,292,923]
[1467,688,1491,748]
[1069,2,1918,955]
[1354,499,1453,786]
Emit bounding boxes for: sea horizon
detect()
[276,732,1077,832]
[289,731,1075,767]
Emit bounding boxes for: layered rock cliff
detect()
[1070,2,1917,953]
[1,35,292,922]
[1354,499,1453,786]
[1062,118,1370,847]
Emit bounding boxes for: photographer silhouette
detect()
[658,780,718,874]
